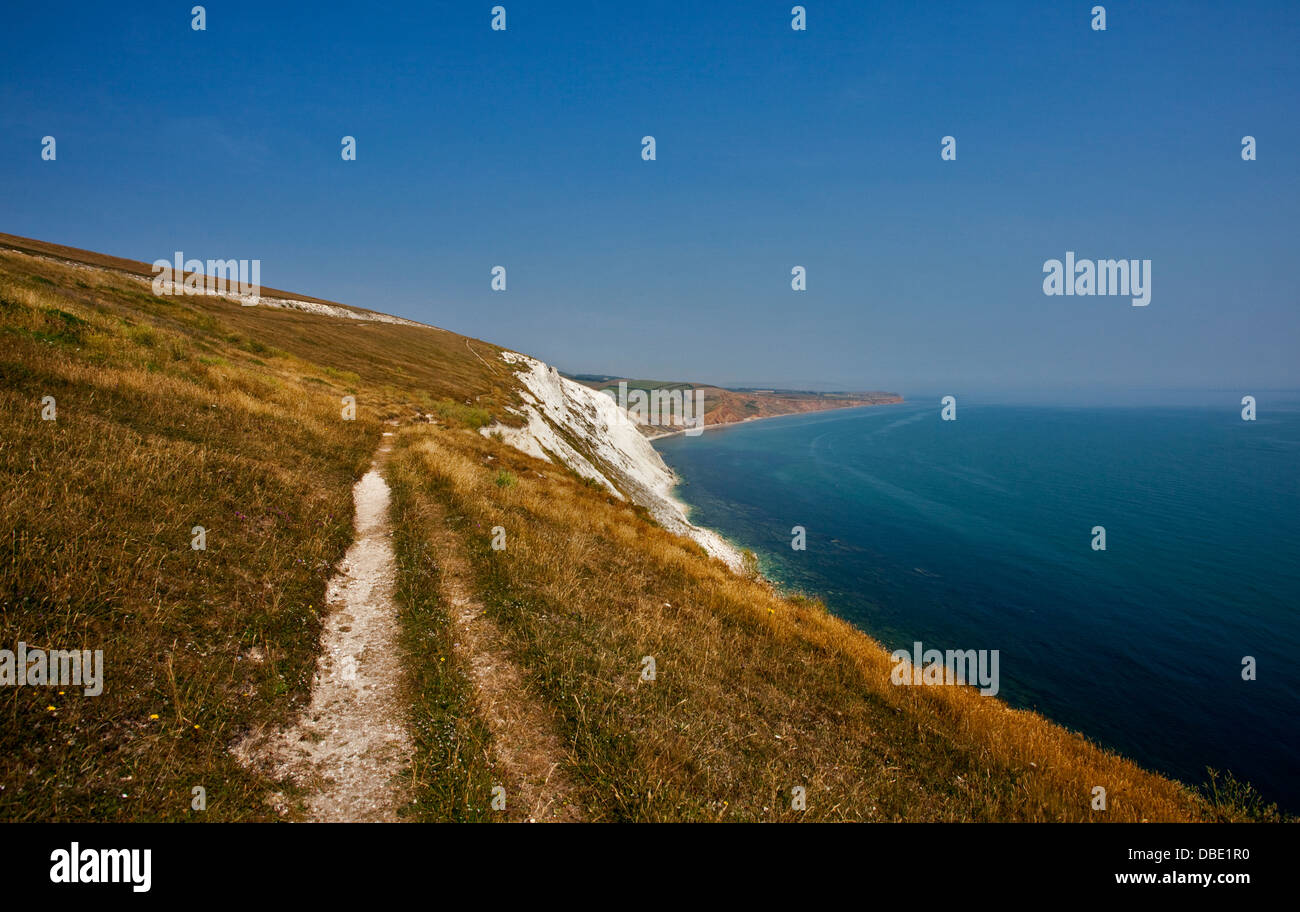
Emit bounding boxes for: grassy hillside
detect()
[388,431,1255,821]
[0,246,507,820]
[0,240,1274,822]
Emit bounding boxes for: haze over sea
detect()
[655,394,1300,811]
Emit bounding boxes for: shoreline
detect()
[651,399,907,574]
[640,398,904,441]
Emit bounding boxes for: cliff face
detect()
[482,352,743,571]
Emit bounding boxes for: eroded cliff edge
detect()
[481,351,744,571]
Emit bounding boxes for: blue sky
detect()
[2,1,1297,396]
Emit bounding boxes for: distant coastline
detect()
[641,397,904,441]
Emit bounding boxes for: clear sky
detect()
[2,1,1297,396]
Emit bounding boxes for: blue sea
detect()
[655,396,1300,811]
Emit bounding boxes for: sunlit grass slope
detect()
[389,427,1271,822]
[0,247,507,819]
[0,240,1273,822]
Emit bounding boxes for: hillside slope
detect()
[0,237,1266,822]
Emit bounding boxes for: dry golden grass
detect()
[0,249,505,820]
[0,241,1269,823]
[391,425,1234,822]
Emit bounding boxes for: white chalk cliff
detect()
[482,352,743,571]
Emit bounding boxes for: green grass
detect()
[387,459,498,821]
[426,399,493,430]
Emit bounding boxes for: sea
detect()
[654,394,1300,811]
